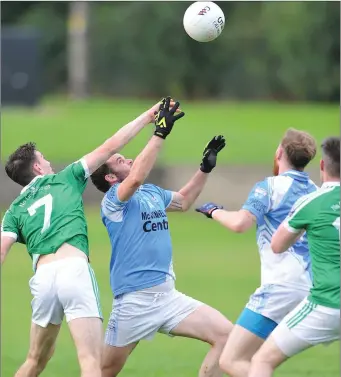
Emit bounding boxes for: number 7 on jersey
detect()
[27,194,53,234]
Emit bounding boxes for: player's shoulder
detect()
[54,159,89,181]
[267,174,295,192]
[141,183,158,190]
[251,175,291,198]
[8,175,50,208]
[140,183,165,196]
[268,174,317,196]
[4,193,28,217]
[254,174,293,188]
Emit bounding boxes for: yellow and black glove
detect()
[154,96,185,140]
[200,135,226,173]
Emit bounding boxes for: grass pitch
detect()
[2,209,339,377]
[2,97,339,165]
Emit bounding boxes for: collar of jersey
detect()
[280,169,308,178]
[321,181,340,188]
[20,175,43,194]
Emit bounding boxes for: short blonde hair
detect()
[281,128,317,170]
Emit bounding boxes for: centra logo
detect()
[143,219,169,233]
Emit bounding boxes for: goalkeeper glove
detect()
[154,96,185,140]
[200,135,226,173]
[195,202,223,219]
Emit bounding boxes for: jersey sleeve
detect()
[57,158,90,193]
[242,179,271,223]
[283,195,311,233]
[151,185,174,209]
[1,209,19,241]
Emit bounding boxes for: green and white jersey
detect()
[1,159,90,271]
[284,182,340,309]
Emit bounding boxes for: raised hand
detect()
[154,97,185,140]
[200,135,226,173]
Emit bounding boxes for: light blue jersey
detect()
[236,170,318,338]
[101,183,175,297]
[242,170,318,290]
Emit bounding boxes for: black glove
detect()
[154,96,185,140]
[195,202,223,219]
[200,135,226,173]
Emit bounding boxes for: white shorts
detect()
[272,298,340,357]
[29,257,103,327]
[246,284,310,324]
[105,280,203,347]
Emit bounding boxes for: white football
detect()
[183,2,225,43]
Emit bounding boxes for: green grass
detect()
[2,210,339,377]
[2,97,339,165]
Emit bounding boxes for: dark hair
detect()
[321,137,340,178]
[5,142,37,187]
[281,128,317,170]
[90,163,111,193]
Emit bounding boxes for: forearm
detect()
[106,111,151,151]
[85,111,151,174]
[129,135,164,184]
[178,170,209,211]
[212,209,254,233]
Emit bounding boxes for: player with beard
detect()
[91,97,231,377]
[195,128,318,377]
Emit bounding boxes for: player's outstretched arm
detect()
[167,135,226,212]
[196,178,273,232]
[195,177,274,232]
[83,98,179,175]
[196,204,256,233]
[116,97,185,202]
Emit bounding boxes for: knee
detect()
[219,354,234,375]
[219,341,239,376]
[210,322,231,350]
[80,356,101,374]
[250,351,264,366]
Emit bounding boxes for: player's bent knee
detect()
[218,347,243,376]
[250,352,262,365]
[219,355,234,375]
[79,355,101,375]
[213,330,229,349]
[206,314,232,348]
